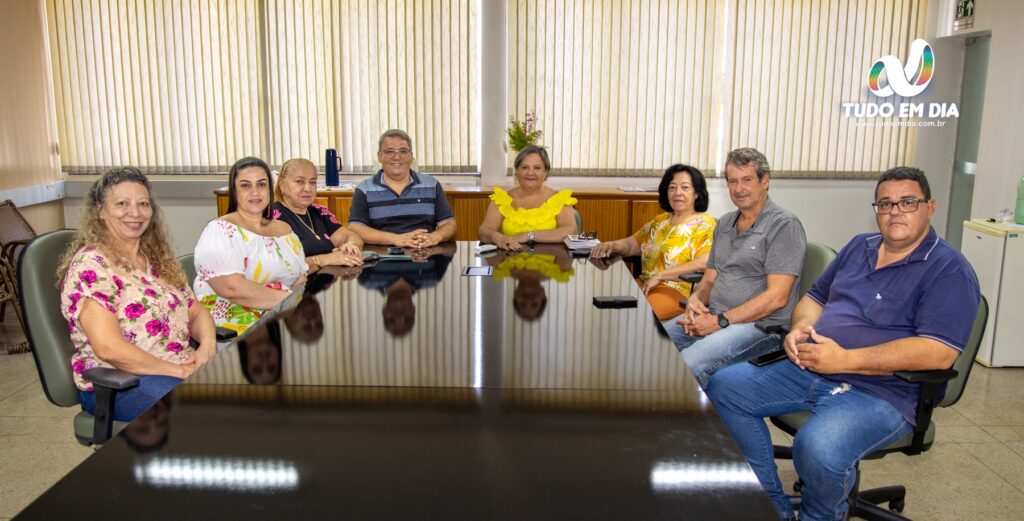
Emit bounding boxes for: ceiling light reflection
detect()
[133,456,299,493]
[650,461,759,492]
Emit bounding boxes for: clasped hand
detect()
[678,298,719,337]
[783,326,848,373]
[394,229,440,249]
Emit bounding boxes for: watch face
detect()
[718,314,729,327]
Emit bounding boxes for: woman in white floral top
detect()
[193,157,307,333]
[58,167,218,422]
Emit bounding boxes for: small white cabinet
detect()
[961,220,1024,366]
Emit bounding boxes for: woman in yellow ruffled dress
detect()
[478,146,579,251]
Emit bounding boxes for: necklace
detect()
[281,204,323,239]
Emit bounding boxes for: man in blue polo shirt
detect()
[704,167,980,521]
[349,129,457,247]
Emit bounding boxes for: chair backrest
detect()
[0,199,38,264]
[177,253,197,290]
[17,229,79,407]
[572,208,583,235]
[799,242,837,296]
[940,295,988,408]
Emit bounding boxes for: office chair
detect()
[18,229,139,446]
[177,253,197,290]
[572,207,583,235]
[771,296,989,520]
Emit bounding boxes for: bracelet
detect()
[313,255,321,268]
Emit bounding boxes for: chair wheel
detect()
[889,499,905,513]
[793,480,803,493]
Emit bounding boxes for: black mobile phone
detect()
[387,246,404,255]
[749,350,788,367]
[592,296,638,308]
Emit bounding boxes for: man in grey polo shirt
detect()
[664,148,806,387]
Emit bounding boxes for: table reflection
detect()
[188,241,691,394]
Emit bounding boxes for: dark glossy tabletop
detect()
[17,243,777,520]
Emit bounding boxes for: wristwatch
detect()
[717,313,730,329]
[527,230,536,243]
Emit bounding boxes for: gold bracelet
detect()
[313,255,321,268]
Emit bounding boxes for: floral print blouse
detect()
[61,246,196,391]
[193,219,307,333]
[632,212,717,298]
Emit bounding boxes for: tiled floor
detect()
[2,316,1024,520]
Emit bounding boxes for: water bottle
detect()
[325,148,340,187]
[1015,175,1024,224]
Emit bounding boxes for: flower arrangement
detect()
[506,111,543,152]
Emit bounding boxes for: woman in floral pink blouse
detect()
[57,167,218,421]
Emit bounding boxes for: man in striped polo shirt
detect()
[349,129,457,247]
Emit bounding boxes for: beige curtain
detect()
[265,0,479,172]
[47,0,479,174]
[508,0,724,176]
[724,0,928,175]
[47,0,264,174]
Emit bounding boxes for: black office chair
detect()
[18,230,139,445]
[771,296,989,520]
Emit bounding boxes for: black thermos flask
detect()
[325,148,340,187]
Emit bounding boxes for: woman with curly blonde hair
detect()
[57,167,217,421]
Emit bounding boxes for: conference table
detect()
[17,242,777,520]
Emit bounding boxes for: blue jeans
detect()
[705,360,913,521]
[78,375,182,422]
[660,319,782,387]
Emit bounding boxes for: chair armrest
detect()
[216,327,238,342]
[893,369,958,455]
[82,367,140,390]
[679,272,704,284]
[82,367,140,444]
[893,369,957,384]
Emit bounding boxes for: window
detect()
[47,0,479,174]
[48,0,927,177]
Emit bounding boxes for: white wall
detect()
[934,0,1024,219]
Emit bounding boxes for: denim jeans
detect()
[704,360,913,521]
[78,375,182,422]
[660,319,782,387]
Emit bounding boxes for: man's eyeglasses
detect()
[381,148,412,158]
[871,198,929,214]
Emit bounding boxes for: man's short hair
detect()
[378,129,413,152]
[875,166,931,200]
[724,148,771,180]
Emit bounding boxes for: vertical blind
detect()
[47,0,478,174]
[48,0,927,177]
[47,0,263,173]
[509,0,928,176]
[508,0,723,175]
[725,0,927,175]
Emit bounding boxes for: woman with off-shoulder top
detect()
[478,146,579,251]
[193,157,307,333]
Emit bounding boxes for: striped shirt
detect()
[348,170,454,234]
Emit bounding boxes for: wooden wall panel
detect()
[575,199,630,241]
[631,201,663,232]
[217,188,657,245]
[450,196,490,240]
[332,197,352,225]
